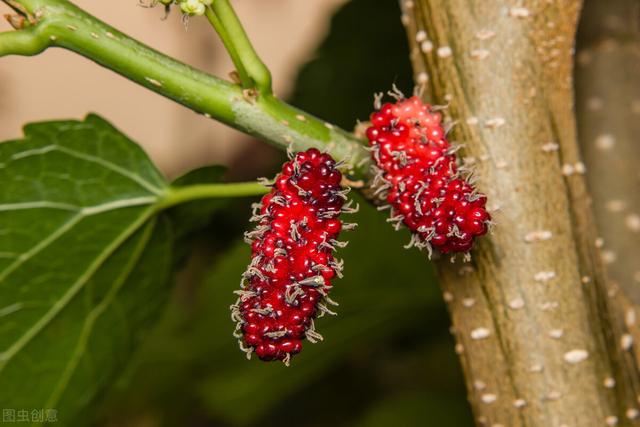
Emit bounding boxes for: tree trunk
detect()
[400,1,640,425]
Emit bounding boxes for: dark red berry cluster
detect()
[366,95,491,255]
[231,148,355,364]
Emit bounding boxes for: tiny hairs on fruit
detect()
[231,148,356,365]
[366,93,491,257]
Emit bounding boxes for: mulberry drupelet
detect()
[231,148,356,364]
[366,95,491,255]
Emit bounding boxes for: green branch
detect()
[203,7,251,88]
[0,0,370,179]
[0,29,48,56]
[156,181,268,211]
[209,0,272,93]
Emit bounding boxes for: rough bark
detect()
[400,1,640,425]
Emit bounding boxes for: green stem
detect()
[204,7,251,88]
[0,0,370,179]
[210,0,272,94]
[157,181,268,211]
[0,29,48,56]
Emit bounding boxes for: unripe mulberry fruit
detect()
[231,148,357,365]
[366,94,491,256]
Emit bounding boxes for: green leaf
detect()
[0,115,230,426]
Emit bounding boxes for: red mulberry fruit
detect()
[231,148,356,364]
[366,94,491,256]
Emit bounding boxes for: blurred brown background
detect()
[0,0,346,178]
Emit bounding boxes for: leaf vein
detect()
[9,145,164,195]
[0,208,156,372]
[44,219,157,409]
[0,197,157,283]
